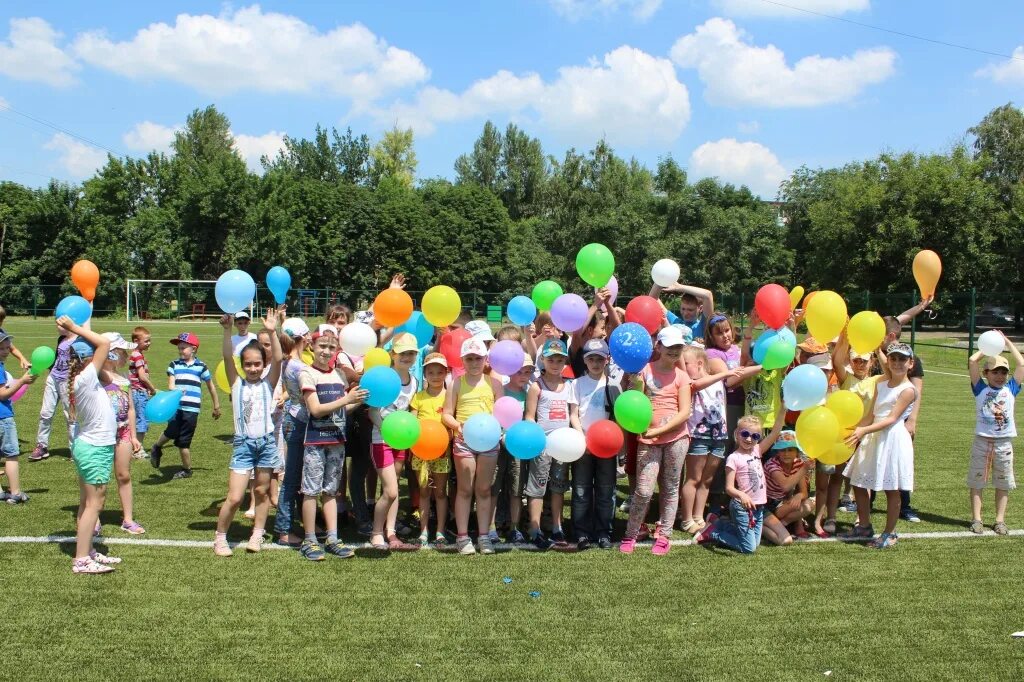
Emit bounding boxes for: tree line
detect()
[1,103,1023,315]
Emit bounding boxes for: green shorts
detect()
[73,440,115,485]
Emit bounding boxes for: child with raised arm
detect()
[967,331,1022,535]
[650,282,714,343]
[410,352,451,546]
[695,412,785,553]
[213,311,284,556]
[0,328,37,504]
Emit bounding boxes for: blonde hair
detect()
[737,415,762,431]
[131,326,150,342]
[681,346,707,364]
[496,325,522,342]
[277,331,295,355]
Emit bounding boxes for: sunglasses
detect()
[739,430,763,442]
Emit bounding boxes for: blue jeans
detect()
[273,413,306,536]
[131,389,149,435]
[710,499,764,553]
[571,453,617,541]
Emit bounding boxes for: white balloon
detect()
[978,330,1006,358]
[651,259,680,288]
[546,426,586,463]
[340,322,377,356]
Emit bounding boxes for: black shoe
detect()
[576,537,591,551]
[172,468,192,480]
[150,445,162,469]
[531,532,553,551]
[597,537,613,550]
[900,507,921,523]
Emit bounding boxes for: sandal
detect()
[969,520,984,535]
[822,519,837,535]
[868,531,897,549]
[387,534,419,552]
[840,524,873,540]
[680,519,700,534]
[994,522,1009,536]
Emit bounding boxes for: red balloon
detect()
[586,419,625,459]
[625,296,663,334]
[755,283,791,330]
[439,328,471,371]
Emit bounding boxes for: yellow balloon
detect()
[214,358,241,394]
[301,349,315,366]
[847,310,886,354]
[795,405,840,458]
[422,286,462,327]
[363,347,392,370]
[805,290,847,343]
[825,390,864,429]
[789,285,805,311]
[816,437,855,466]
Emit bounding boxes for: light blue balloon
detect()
[505,420,546,460]
[145,390,182,424]
[266,266,291,305]
[778,328,796,346]
[507,295,537,326]
[360,366,402,408]
[54,295,92,326]
[463,413,502,453]
[394,311,434,348]
[782,363,828,411]
[609,322,653,374]
[752,330,778,365]
[215,270,256,314]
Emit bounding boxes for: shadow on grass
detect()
[213,434,234,444]
[23,488,49,494]
[187,519,254,536]
[139,467,208,485]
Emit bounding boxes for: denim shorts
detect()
[0,417,19,458]
[229,434,280,473]
[688,437,728,459]
[131,389,149,434]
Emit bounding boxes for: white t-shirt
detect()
[74,364,117,447]
[371,375,419,444]
[232,377,275,438]
[571,374,620,431]
[231,333,258,356]
[973,378,1020,438]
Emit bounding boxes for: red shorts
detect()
[371,442,408,469]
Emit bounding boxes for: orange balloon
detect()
[373,289,414,328]
[71,259,100,302]
[411,420,449,461]
[912,250,941,299]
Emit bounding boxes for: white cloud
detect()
[670,18,895,107]
[549,0,663,21]
[976,46,1024,85]
[0,17,78,87]
[738,120,761,133]
[233,131,286,171]
[713,0,869,18]
[375,46,690,146]
[44,133,108,178]
[122,121,180,152]
[688,138,787,198]
[72,5,429,101]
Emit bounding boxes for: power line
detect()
[0,100,124,157]
[753,0,1024,62]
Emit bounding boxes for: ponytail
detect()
[66,355,86,423]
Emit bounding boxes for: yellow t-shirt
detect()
[410,388,446,423]
[454,375,495,423]
[847,374,881,408]
[744,369,782,429]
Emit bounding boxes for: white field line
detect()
[0,528,1020,551]
[924,369,971,378]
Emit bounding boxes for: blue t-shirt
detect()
[0,363,13,419]
[666,310,706,341]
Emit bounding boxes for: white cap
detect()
[806,353,833,370]
[234,311,251,320]
[282,318,310,338]
[101,332,137,351]
[465,320,495,341]
[656,326,688,348]
[460,338,489,357]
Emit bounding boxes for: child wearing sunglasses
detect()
[695,411,785,553]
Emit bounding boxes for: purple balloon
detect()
[493,396,525,429]
[488,340,526,376]
[595,275,618,306]
[550,293,589,333]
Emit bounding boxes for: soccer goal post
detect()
[125,279,221,322]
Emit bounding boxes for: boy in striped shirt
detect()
[150,332,221,479]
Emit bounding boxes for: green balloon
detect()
[613,390,653,434]
[575,243,615,288]
[531,280,563,312]
[29,346,56,376]
[381,411,421,450]
[763,338,796,371]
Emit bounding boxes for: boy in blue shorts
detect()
[150,332,221,479]
[0,328,37,503]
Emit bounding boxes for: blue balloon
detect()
[507,295,537,326]
[215,270,256,314]
[394,311,434,348]
[360,366,402,408]
[463,413,502,453]
[778,327,796,346]
[753,327,798,364]
[145,390,182,424]
[55,295,92,327]
[504,420,546,460]
[609,322,653,374]
[266,266,291,305]
[782,363,828,410]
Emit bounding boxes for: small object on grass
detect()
[824,672,833,677]
[1012,631,1024,638]
[529,591,541,598]
[503,577,512,585]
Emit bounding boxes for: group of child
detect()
[0,279,1019,571]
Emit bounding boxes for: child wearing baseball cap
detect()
[150,332,221,479]
[967,331,1023,535]
[410,352,451,546]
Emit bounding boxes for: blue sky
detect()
[1,0,1023,197]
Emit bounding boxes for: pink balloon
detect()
[550,293,589,333]
[596,275,618,306]
[488,340,526,376]
[493,396,524,429]
[9,385,27,403]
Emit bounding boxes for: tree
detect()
[969,103,1024,199]
[370,126,417,189]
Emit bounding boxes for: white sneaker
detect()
[618,496,632,513]
[89,550,122,565]
[457,536,476,555]
[73,557,114,574]
[214,536,233,557]
[246,534,264,553]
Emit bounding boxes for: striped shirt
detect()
[128,349,148,391]
[764,455,805,501]
[166,357,212,413]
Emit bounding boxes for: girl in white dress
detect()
[843,343,918,549]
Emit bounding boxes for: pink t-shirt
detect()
[726,446,767,505]
[638,363,691,445]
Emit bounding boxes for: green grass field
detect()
[1,316,1023,680]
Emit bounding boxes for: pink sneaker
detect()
[619,538,636,554]
[214,536,233,557]
[694,513,718,545]
[89,550,122,565]
[652,535,671,555]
